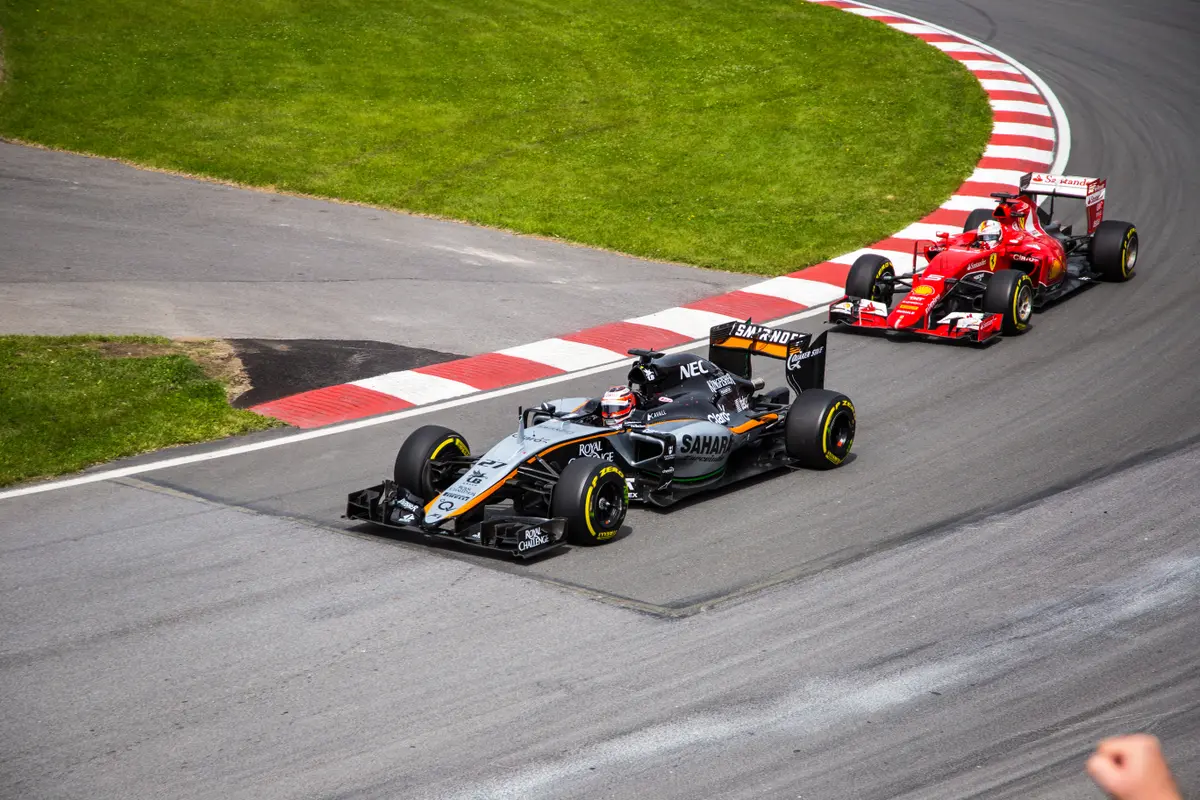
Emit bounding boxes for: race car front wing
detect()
[345,480,568,559]
[828,298,1002,343]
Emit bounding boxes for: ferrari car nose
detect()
[889,304,919,329]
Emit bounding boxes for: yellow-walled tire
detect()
[1089,220,1138,281]
[846,254,896,305]
[784,389,856,470]
[551,457,628,545]
[393,425,470,500]
[982,269,1034,335]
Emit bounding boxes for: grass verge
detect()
[0,0,990,275]
[0,336,281,487]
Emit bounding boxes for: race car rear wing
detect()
[1019,172,1107,233]
[708,320,827,394]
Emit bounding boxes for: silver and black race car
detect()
[345,320,856,558]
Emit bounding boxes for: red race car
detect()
[828,172,1139,344]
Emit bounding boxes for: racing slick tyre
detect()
[785,389,855,470]
[845,254,895,305]
[1089,220,1138,281]
[963,207,994,233]
[551,457,628,546]
[393,424,471,500]
[982,269,1035,335]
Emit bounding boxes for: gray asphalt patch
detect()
[228,338,462,408]
[0,142,744,352]
[1,439,1195,800]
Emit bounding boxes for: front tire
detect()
[551,458,628,546]
[1089,220,1138,281]
[785,389,855,470]
[845,254,896,305]
[393,424,471,500]
[982,269,1035,335]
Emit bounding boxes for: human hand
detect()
[1086,734,1182,800]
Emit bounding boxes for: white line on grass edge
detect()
[0,3,1071,502]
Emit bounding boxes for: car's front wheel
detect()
[551,457,628,545]
[393,424,471,500]
[982,269,1035,335]
[845,254,896,305]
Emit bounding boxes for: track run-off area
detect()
[1,1,1198,798]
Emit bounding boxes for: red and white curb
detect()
[252,0,1066,429]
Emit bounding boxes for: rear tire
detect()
[845,254,896,305]
[963,207,994,233]
[393,425,470,500]
[551,458,628,545]
[1089,220,1138,281]
[982,269,1035,335]
[785,389,855,470]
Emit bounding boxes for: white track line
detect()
[740,276,852,306]
[992,121,1056,141]
[498,338,625,371]
[626,307,738,339]
[0,1,1072,502]
[352,371,476,404]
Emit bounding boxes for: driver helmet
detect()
[600,385,637,428]
[627,362,659,406]
[976,219,1002,248]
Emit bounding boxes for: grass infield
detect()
[0,0,990,275]
[0,336,281,487]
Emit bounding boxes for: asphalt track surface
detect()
[0,142,744,352]
[2,0,1199,797]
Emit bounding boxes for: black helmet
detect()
[627,361,662,404]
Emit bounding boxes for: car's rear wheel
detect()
[393,424,470,500]
[785,390,855,470]
[1089,220,1138,281]
[845,254,896,305]
[982,269,1035,335]
[551,458,628,546]
[963,207,994,233]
